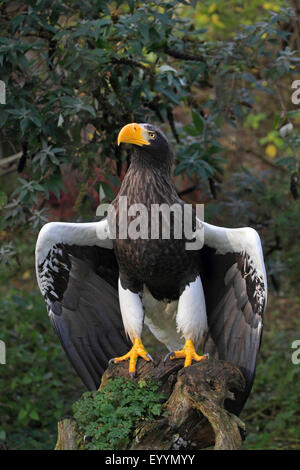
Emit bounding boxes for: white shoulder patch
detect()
[35,219,113,265]
[201,221,267,309]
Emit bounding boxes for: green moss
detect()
[72,377,166,450]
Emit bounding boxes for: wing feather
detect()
[199,222,267,414]
[36,222,130,390]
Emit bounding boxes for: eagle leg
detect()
[111,337,153,377]
[165,339,209,368]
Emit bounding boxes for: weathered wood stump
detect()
[55,356,246,450]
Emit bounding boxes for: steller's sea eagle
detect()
[35,123,267,414]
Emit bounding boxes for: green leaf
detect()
[192,110,204,133]
[18,408,28,421]
[183,124,199,136]
[29,410,40,421]
[57,113,64,127]
[20,118,30,135]
[158,65,177,74]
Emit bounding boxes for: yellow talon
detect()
[112,338,153,376]
[168,339,208,367]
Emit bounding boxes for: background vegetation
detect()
[0,0,299,450]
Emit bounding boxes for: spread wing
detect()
[199,222,267,414]
[35,221,130,390]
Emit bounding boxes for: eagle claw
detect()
[146,353,155,364]
[163,351,174,364]
[163,340,209,367]
[109,338,152,376]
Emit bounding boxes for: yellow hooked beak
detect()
[117,123,150,147]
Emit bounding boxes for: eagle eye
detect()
[148,131,156,139]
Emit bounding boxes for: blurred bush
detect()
[0,289,82,449]
[241,297,300,450]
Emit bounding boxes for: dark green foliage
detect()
[72,377,165,450]
[242,299,300,450]
[0,1,298,229]
[207,167,300,290]
[0,288,82,449]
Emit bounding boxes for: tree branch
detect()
[0,152,22,167]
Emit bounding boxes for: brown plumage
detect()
[112,133,198,300]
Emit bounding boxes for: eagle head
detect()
[117,123,172,169]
